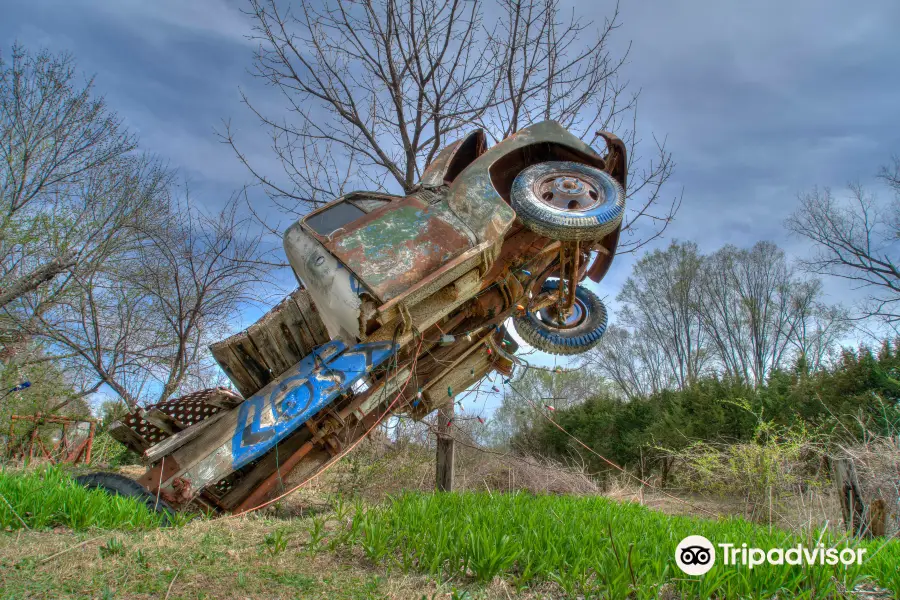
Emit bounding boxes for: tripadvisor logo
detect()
[674,535,867,575]
[676,535,716,575]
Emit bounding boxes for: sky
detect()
[3,0,900,412]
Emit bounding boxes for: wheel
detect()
[513,280,608,355]
[510,161,625,242]
[74,472,173,523]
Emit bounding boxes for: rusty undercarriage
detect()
[102,120,628,514]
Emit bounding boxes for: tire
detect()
[74,472,174,523]
[513,280,608,355]
[511,161,625,242]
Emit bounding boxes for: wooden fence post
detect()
[832,457,869,537]
[436,404,455,492]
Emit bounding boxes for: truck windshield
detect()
[304,201,366,236]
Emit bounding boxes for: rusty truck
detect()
[85,120,627,515]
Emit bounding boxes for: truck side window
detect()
[304,201,366,236]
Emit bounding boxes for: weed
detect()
[134,549,149,569]
[262,529,288,556]
[306,516,327,555]
[331,494,351,522]
[166,511,195,528]
[99,538,125,558]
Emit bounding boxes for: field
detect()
[1,467,898,599]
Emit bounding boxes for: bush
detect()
[89,431,140,467]
[660,424,821,518]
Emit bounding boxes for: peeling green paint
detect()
[331,200,471,301]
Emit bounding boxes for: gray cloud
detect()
[4,0,898,340]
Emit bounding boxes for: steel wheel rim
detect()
[533,171,605,212]
[538,297,587,329]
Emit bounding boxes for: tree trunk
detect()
[660,457,672,488]
[436,404,455,492]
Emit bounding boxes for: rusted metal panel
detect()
[447,120,605,245]
[587,226,621,283]
[421,130,487,187]
[284,223,368,341]
[375,240,491,326]
[367,269,481,347]
[326,196,474,303]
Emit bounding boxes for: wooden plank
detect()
[368,269,481,346]
[291,289,330,346]
[143,410,230,464]
[436,404,455,492]
[277,297,317,358]
[251,296,308,372]
[376,241,489,325]
[209,288,331,399]
[107,421,150,454]
[210,338,259,398]
[833,458,869,537]
[228,334,273,392]
[419,351,492,418]
[204,388,244,409]
[247,318,292,377]
[219,427,313,509]
[143,409,184,435]
[162,340,371,498]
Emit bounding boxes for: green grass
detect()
[0,467,168,531]
[2,468,898,598]
[351,491,900,598]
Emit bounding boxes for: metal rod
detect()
[565,242,580,311]
[85,422,96,464]
[233,441,315,514]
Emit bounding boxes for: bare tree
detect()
[599,240,845,394]
[225,0,679,253]
[223,0,494,213]
[784,279,848,373]
[584,325,669,400]
[492,366,607,446]
[788,167,900,326]
[29,191,269,411]
[0,45,137,312]
[0,45,273,412]
[484,0,679,254]
[698,242,831,385]
[615,241,710,389]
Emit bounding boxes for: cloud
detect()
[4,0,900,372]
[591,0,900,262]
[61,0,254,48]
